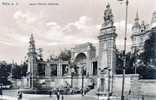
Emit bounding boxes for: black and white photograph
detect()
[0,0,156,100]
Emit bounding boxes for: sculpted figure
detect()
[103,4,114,27]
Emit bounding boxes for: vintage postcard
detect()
[0,0,156,100]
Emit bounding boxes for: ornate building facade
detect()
[25,4,117,90]
[20,3,156,98]
[25,3,156,94]
[131,11,156,53]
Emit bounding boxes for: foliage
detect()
[116,50,123,74]
[116,31,156,79]
[21,62,27,76]
[137,64,156,79]
[0,62,12,85]
[137,31,156,79]
[12,62,28,79]
[116,51,135,74]
[58,50,71,61]
[12,65,22,79]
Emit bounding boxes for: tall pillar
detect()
[27,34,38,88]
[45,63,51,78]
[97,4,117,95]
[57,59,62,77]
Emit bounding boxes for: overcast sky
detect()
[0,0,156,63]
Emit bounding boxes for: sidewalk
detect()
[0,95,28,100]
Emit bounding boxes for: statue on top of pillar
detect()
[103,4,114,27]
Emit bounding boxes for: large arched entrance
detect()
[74,53,87,76]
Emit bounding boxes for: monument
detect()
[97,4,117,96]
[27,34,38,88]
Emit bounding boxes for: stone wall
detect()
[111,74,156,97]
[43,76,93,88]
[112,74,139,96]
[134,80,156,96]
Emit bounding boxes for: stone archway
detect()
[74,53,87,76]
[75,53,87,64]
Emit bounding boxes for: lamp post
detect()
[117,0,129,100]
[70,67,75,88]
[80,63,85,96]
[81,65,86,96]
[81,67,84,96]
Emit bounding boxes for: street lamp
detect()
[70,67,75,88]
[117,0,129,100]
[81,64,86,96]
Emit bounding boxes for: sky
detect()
[0,0,156,63]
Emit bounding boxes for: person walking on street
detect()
[49,90,52,97]
[0,88,2,96]
[61,94,64,100]
[0,84,2,96]
[56,90,60,100]
[17,91,22,100]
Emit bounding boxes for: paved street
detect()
[2,89,97,100]
[2,89,156,100]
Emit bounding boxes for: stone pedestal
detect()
[97,71,113,96]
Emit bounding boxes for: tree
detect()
[0,62,12,85]
[21,62,27,77]
[116,50,124,74]
[12,65,22,79]
[132,30,156,79]
[125,52,135,74]
[136,64,156,79]
[116,51,135,74]
[58,50,71,61]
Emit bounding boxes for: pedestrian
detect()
[17,91,20,100]
[0,88,2,96]
[56,90,60,100]
[0,84,2,96]
[142,95,144,100]
[128,89,131,95]
[17,91,22,100]
[49,90,52,97]
[61,94,64,100]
